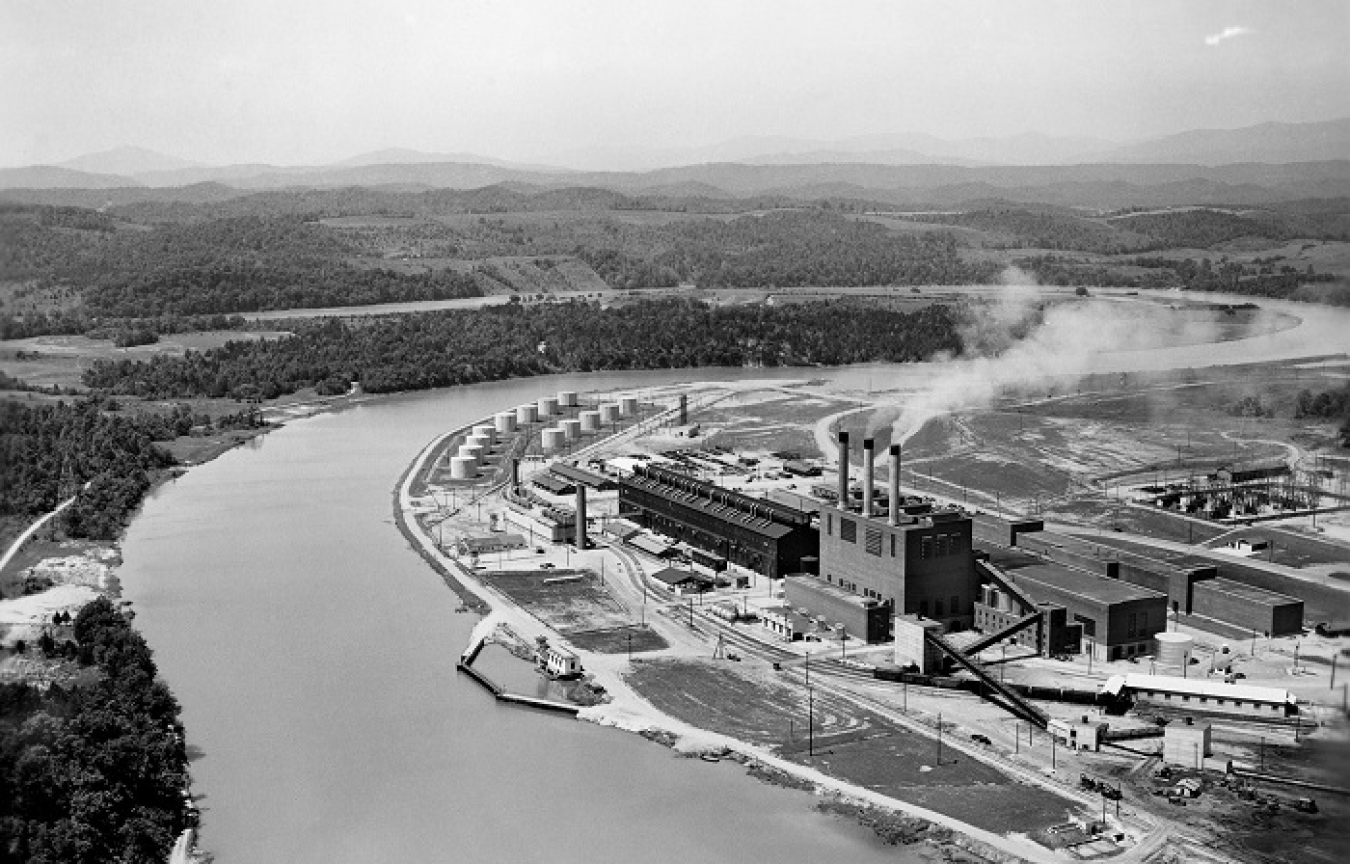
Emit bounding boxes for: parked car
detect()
[971,734,992,746]
[540,563,556,570]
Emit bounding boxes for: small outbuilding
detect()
[650,566,713,595]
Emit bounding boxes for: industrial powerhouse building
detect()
[616,463,819,579]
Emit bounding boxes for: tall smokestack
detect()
[678,394,687,425]
[510,457,520,489]
[836,430,850,510]
[862,438,875,517]
[889,444,901,525]
[575,485,587,549]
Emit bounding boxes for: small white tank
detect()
[1154,632,1194,667]
[459,444,484,464]
[561,419,582,440]
[449,456,476,479]
[557,390,578,408]
[542,428,565,452]
[620,396,638,416]
[472,424,496,443]
[579,410,601,432]
[516,404,538,424]
[494,412,517,434]
[600,403,620,424]
[467,434,492,452]
[538,397,559,417]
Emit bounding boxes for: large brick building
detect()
[617,463,818,578]
[818,506,980,634]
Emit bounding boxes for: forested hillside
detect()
[81,298,962,398]
[0,596,193,864]
[0,399,176,539]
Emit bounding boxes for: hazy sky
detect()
[2,0,1347,167]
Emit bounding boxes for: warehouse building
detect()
[784,574,892,643]
[617,463,818,578]
[972,513,1303,638]
[986,557,1168,662]
[1102,673,1297,718]
[1190,578,1304,637]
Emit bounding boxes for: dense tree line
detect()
[1128,255,1346,305]
[0,399,175,539]
[0,311,254,342]
[656,212,998,287]
[81,299,962,399]
[895,207,1155,254]
[0,211,106,281]
[0,596,192,864]
[58,215,483,317]
[1111,209,1297,248]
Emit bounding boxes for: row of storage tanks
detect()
[448,392,642,477]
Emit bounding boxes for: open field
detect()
[625,657,1080,835]
[477,569,636,634]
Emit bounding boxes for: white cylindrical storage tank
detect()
[579,410,601,432]
[620,396,638,417]
[473,424,496,443]
[1154,632,1194,667]
[542,428,565,452]
[467,434,492,452]
[557,390,578,408]
[495,412,517,434]
[459,444,484,464]
[449,456,476,479]
[538,396,558,417]
[516,404,538,425]
[600,403,620,424]
[561,419,582,440]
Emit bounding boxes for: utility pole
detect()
[937,712,943,766]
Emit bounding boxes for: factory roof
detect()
[533,473,576,495]
[785,574,880,609]
[621,473,798,539]
[630,463,813,526]
[457,534,527,552]
[1102,673,1295,706]
[1007,562,1165,605]
[1199,577,1301,607]
[551,462,615,489]
[629,534,676,557]
[650,567,712,587]
[602,519,642,540]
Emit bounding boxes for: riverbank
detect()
[391,401,1055,864]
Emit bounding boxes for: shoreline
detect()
[391,401,1056,864]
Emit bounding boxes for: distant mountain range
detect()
[1,118,1347,211]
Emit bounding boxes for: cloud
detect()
[1204,26,1254,46]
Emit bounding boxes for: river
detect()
[116,369,914,864]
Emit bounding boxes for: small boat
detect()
[700,753,721,763]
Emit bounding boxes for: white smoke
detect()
[888,271,1226,446]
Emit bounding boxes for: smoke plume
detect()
[888,271,1229,445]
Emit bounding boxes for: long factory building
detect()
[617,462,819,579]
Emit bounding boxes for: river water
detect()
[117,369,913,864]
